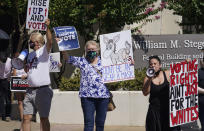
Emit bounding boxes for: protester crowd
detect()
[0,18,203,131]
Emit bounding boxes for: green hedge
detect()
[59,68,147,91]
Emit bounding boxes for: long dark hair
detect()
[149,55,161,64]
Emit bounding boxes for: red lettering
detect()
[175,63,181,73]
[178,109,184,124]
[170,75,175,86]
[170,63,176,74]
[184,73,190,84]
[37,22,41,29]
[191,105,198,121]
[180,73,184,85]
[189,59,197,71]
[193,71,197,83]
[32,22,37,29]
[28,21,32,28]
[181,61,187,72]
[42,23,46,30]
[171,112,179,126]
[186,107,190,122]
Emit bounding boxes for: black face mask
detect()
[86,51,97,62]
[29,42,35,49]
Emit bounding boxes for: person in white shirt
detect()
[22,19,53,131]
[0,52,12,121]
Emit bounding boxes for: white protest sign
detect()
[100,30,135,83]
[169,59,198,127]
[49,52,60,72]
[26,0,50,31]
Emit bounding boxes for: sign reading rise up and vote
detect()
[26,0,50,31]
[169,59,198,127]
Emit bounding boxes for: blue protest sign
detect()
[53,26,80,51]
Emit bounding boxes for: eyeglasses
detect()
[87,48,98,51]
[28,40,36,44]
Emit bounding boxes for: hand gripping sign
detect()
[26,0,50,31]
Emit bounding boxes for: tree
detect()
[49,0,164,41]
[0,0,165,53]
[167,0,204,33]
[0,0,28,53]
[0,0,165,88]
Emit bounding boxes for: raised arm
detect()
[142,76,152,96]
[198,87,204,94]
[45,19,52,53]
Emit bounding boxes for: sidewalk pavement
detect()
[0,120,145,131]
[1,120,203,131]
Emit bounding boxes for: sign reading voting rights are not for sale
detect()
[100,30,135,83]
[53,26,80,51]
[26,0,50,31]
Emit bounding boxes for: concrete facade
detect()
[37,90,149,126]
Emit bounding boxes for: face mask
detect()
[29,42,35,49]
[86,51,97,62]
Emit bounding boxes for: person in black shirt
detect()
[198,58,204,131]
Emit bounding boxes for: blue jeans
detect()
[81,97,109,131]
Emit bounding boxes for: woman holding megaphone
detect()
[143,55,181,131]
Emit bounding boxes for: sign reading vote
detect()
[169,59,198,127]
[10,76,29,92]
[26,0,50,31]
[53,26,80,51]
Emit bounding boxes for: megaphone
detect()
[11,49,28,70]
[146,68,155,77]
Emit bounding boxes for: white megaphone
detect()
[11,49,28,70]
[146,68,155,77]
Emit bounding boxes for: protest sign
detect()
[169,59,198,127]
[49,52,60,72]
[10,76,28,92]
[53,26,80,51]
[26,0,50,31]
[100,30,135,83]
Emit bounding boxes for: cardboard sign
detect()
[53,26,80,51]
[169,59,198,127]
[10,76,28,92]
[100,30,135,83]
[26,0,50,31]
[49,52,60,72]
